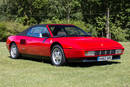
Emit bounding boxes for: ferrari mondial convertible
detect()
[6,24,124,66]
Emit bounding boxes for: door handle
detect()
[20,39,26,44]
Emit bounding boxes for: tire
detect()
[10,43,20,59]
[51,45,66,66]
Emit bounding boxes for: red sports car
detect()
[6,24,124,66]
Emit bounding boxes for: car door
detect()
[25,25,50,56]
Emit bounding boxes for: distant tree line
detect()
[0,0,129,41]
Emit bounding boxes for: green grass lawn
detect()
[0,42,130,87]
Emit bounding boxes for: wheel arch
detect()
[50,42,63,51]
[9,41,16,50]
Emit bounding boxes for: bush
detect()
[0,21,28,41]
[15,17,37,25]
[0,19,128,42]
[86,24,97,37]
[41,19,86,29]
[110,23,128,41]
[95,16,129,41]
[0,23,8,41]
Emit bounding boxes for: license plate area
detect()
[97,56,112,61]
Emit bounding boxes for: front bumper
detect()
[63,48,123,59]
[67,55,121,62]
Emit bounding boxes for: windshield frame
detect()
[47,24,91,37]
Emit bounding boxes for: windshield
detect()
[49,25,90,37]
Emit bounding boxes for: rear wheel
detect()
[10,43,20,59]
[51,45,66,66]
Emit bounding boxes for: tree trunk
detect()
[106,7,110,38]
[67,7,70,23]
[67,13,70,23]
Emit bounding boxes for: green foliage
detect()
[110,23,128,41]
[95,16,106,37]
[0,23,8,41]
[15,16,28,24]
[48,0,80,21]
[0,0,129,41]
[86,24,97,37]
[0,21,28,41]
[94,15,129,41]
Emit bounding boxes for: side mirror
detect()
[42,33,50,38]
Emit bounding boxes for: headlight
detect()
[85,51,95,56]
[115,49,122,54]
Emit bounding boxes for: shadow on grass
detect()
[9,56,49,62]
[66,61,120,68]
[9,56,120,67]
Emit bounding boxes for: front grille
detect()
[95,50,116,55]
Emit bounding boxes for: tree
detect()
[48,0,80,23]
[0,0,129,41]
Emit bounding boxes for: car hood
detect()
[56,37,124,50]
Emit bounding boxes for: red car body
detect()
[6,24,124,64]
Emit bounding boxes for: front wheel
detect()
[10,43,20,59]
[51,45,66,66]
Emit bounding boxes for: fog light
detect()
[115,49,122,54]
[85,51,95,56]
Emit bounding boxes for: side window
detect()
[27,26,49,38]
